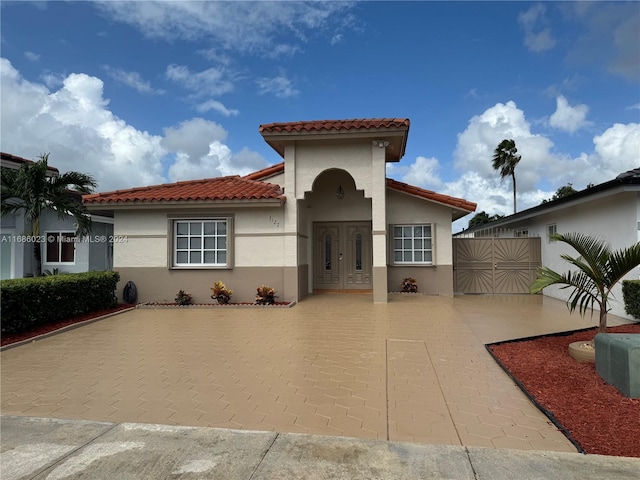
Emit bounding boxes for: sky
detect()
[1,1,639,231]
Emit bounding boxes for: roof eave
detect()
[459,179,639,234]
[85,198,286,210]
[261,128,409,162]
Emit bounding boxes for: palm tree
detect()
[530,232,640,334]
[492,139,521,214]
[1,153,97,276]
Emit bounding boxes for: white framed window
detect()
[45,231,76,264]
[392,224,433,265]
[173,219,229,267]
[547,224,557,243]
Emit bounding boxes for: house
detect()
[83,118,476,303]
[0,152,114,279]
[454,168,640,319]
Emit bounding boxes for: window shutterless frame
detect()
[168,216,234,269]
[44,231,76,264]
[389,223,435,265]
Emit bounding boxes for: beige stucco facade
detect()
[90,119,475,304]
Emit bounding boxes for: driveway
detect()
[1,294,625,452]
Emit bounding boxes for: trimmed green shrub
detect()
[622,280,640,320]
[0,271,120,335]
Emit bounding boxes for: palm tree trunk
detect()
[512,172,517,214]
[33,241,42,277]
[31,217,42,277]
[599,302,607,333]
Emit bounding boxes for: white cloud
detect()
[387,156,443,189]
[195,100,239,117]
[564,2,639,82]
[165,64,235,98]
[162,118,267,183]
[592,123,640,176]
[518,3,556,52]
[0,58,268,192]
[391,100,639,231]
[167,141,267,183]
[331,34,344,45]
[24,51,40,62]
[549,95,591,133]
[102,66,165,95]
[453,100,553,192]
[161,118,228,162]
[626,103,640,111]
[0,58,165,191]
[94,1,353,56]
[256,75,299,98]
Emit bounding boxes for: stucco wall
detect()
[386,189,454,266]
[384,189,456,296]
[499,191,639,319]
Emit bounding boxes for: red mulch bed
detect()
[1,304,135,347]
[488,323,640,458]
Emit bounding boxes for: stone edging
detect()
[0,307,137,352]
[136,301,296,309]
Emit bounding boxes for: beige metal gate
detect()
[453,237,541,294]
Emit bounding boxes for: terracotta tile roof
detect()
[83,176,285,205]
[1,151,60,173]
[386,178,477,213]
[259,118,410,134]
[243,162,285,181]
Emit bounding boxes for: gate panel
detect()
[454,237,541,294]
[453,239,494,293]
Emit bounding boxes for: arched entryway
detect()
[303,169,373,292]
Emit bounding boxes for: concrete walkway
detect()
[2,416,639,480]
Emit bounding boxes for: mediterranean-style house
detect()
[454,168,640,319]
[1,152,114,279]
[84,118,476,303]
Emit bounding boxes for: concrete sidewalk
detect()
[2,416,638,480]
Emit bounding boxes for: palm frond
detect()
[604,242,640,289]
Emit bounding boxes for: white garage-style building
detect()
[84,118,476,303]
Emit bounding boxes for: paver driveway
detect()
[2,294,625,452]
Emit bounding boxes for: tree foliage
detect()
[1,153,97,276]
[530,232,640,334]
[542,183,578,204]
[468,211,505,228]
[492,139,521,214]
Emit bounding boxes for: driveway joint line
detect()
[248,432,279,480]
[422,341,464,447]
[464,446,479,480]
[384,338,390,442]
[27,420,120,480]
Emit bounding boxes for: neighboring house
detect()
[84,118,476,303]
[0,152,114,279]
[454,168,640,319]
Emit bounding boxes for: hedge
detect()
[622,280,640,320]
[0,271,120,335]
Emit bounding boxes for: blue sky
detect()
[1,1,638,230]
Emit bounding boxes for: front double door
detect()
[314,222,372,290]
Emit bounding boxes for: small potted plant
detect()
[175,290,193,306]
[401,277,418,293]
[255,285,277,305]
[211,281,233,304]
